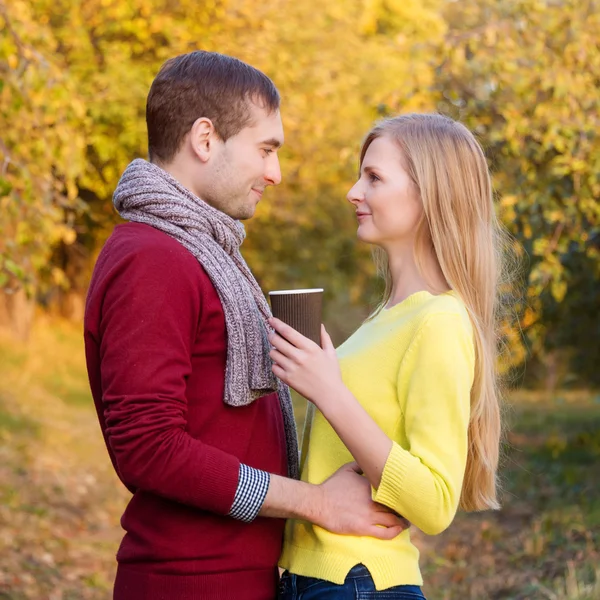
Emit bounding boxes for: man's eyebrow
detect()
[259,138,283,148]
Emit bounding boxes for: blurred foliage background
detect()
[0,0,599,598]
[1,0,598,389]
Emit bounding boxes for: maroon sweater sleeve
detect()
[96,241,240,515]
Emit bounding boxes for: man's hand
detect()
[315,462,409,540]
[259,462,409,540]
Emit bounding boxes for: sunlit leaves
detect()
[0,0,598,380]
[0,0,86,294]
[432,0,600,379]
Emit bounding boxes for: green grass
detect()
[0,402,39,438]
[419,393,600,600]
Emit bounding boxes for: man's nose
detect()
[265,155,282,186]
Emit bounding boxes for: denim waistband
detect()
[345,564,372,579]
[345,564,423,593]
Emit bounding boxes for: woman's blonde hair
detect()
[361,113,515,511]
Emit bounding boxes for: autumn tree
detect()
[431,0,600,385]
[0,0,87,335]
[1,0,598,385]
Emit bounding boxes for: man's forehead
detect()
[247,103,284,138]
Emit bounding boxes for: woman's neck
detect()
[386,246,449,308]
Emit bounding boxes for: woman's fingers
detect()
[268,331,303,360]
[268,317,314,349]
[272,362,293,388]
[269,348,294,371]
[272,362,287,382]
[320,324,335,353]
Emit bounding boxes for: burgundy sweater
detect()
[84,223,288,599]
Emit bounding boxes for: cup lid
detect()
[268,288,324,295]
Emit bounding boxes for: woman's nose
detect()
[347,181,363,205]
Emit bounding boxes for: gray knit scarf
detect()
[113,158,299,479]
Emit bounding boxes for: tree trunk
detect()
[57,290,86,322]
[0,288,35,341]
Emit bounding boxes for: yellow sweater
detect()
[279,290,475,590]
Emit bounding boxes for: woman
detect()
[268,113,513,599]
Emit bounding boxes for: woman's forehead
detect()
[362,136,404,167]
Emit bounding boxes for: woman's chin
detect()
[356,227,378,245]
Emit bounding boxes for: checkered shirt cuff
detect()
[228,464,271,523]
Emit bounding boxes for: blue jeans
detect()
[278,564,427,599]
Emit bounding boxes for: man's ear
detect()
[190,117,218,163]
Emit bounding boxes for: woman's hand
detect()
[269,318,395,492]
[268,318,344,409]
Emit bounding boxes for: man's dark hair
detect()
[146,51,280,163]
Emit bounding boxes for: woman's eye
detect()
[263,148,273,156]
[369,173,380,182]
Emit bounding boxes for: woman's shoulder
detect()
[413,291,473,337]
[422,290,469,316]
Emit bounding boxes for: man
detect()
[84,51,405,600]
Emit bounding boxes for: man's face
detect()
[202,104,284,220]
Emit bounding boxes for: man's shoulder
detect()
[99,222,201,272]
[92,222,207,292]
[107,222,195,259]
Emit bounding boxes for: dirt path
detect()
[0,328,128,599]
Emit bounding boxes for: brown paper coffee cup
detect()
[269,288,324,475]
[268,288,324,345]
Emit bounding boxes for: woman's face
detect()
[347,135,423,249]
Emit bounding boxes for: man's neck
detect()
[153,157,200,199]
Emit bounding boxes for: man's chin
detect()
[234,205,257,221]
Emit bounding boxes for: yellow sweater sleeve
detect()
[373,312,474,535]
